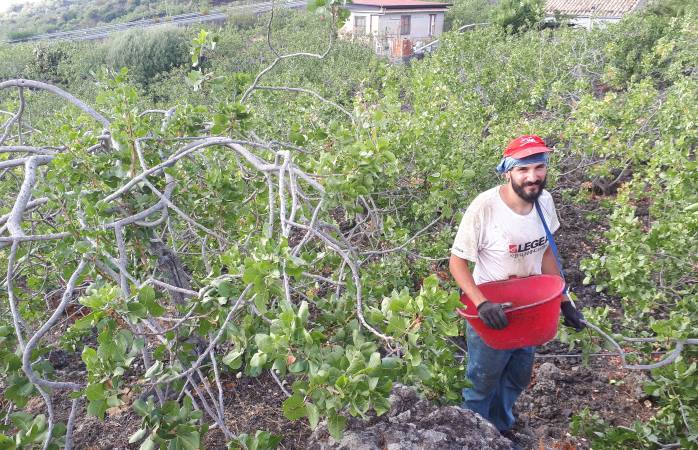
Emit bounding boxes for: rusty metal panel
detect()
[402,38,413,57]
[390,37,413,57]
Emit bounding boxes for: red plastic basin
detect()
[457,274,565,350]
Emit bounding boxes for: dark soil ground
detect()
[26,365,309,449]
[17,181,656,450]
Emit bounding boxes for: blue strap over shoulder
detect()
[535,200,568,295]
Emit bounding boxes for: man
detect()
[449,135,585,438]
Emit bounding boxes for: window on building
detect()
[429,14,437,36]
[400,15,411,35]
[354,16,366,34]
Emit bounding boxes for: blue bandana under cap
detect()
[495,152,549,174]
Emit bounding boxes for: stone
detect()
[624,371,651,401]
[306,385,514,450]
[535,362,564,381]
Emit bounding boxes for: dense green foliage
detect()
[444,0,493,30]
[491,0,544,33]
[1,2,697,449]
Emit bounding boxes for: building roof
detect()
[545,0,644,17]
[348,0,451,9]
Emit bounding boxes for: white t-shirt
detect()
[451,186,560,284]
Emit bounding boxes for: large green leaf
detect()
[167,431,200,450]
[327,413,347,440]
[282,394,307,420]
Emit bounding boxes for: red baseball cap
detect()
[503,135,552,159]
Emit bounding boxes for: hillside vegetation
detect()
[0,1,697,449]
[0,0,246,41]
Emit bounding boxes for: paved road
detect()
[5,0,306,44]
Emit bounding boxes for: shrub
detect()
[491,0,545,34]
[645,0,698,17]
[27,44,69,83]
[106,26,190,86]
[6,29,38,42]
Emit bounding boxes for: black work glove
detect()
[477,301,509,330]
[561,301,585,331]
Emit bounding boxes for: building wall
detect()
[344,13,367,34]
[343,11,445,39]
[340,8,448,60]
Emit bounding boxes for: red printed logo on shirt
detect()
[508,237,548,258]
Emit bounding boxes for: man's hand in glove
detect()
[561,301,585,331]
[477,301,509,330]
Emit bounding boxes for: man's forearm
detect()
[541,246,559,276]
[449,254,487,307]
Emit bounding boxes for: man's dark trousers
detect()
[462,322,535,431]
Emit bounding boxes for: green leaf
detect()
[144,361,163,379]
[255,334,274,354]
[87,398,108,420]
[107,395,122,407]
[407,347,422,366]
[381,357,401,370]
[72,313,96,331]
[288,360,307,373]
[132,399,150,416]
[216,280,233,297]
[127,301,147,320]
[373,396,390,416]
[146,299,165,317]
[139,436,156,450]
[327,413,347,440]
[168,431,200,450]
[254,294,268,315]
[306,403,320,429]
[413,364,432,381]
[4,377,34,408]
[85,383,105,401]
[128,428,148,444]
[9,412,34,430]
[138,285,155,304]
[298,301,309,323]
[368,352,381,369]
[250,352,267,369]
[282,394,307,420]
[223,348,244,369]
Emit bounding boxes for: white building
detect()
[340,0,451,58]
[545,0,647,29]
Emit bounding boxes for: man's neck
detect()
[499,183,534,215]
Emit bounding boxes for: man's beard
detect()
[511,176,547,203]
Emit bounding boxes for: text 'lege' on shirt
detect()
[451,186,560,285]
